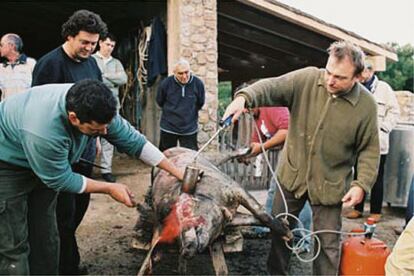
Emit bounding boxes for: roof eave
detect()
[238,0,398,62]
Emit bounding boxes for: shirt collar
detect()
[174,73,193,86]
[2,53,28,67]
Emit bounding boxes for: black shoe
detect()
[102,173,116,183]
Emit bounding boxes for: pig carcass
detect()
[135,147,291,273]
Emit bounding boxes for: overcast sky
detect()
[277,0,414,46]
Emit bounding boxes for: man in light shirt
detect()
[0,33,36,100]
[93,33,128,183]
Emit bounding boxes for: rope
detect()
[137,26,150,91]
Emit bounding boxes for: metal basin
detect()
[384,124,414,207]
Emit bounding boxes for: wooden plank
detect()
[209,241,228,276]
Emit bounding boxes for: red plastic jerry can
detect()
[340,218,391,275]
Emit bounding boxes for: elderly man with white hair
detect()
[0,33,36,101]
[156,59,205,151]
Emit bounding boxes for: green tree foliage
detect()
[378,43,413,92]
[218,81,232,118]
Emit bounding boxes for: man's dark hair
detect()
[66,79,117,124]
[61,9,108,40]
[100,32,117,42]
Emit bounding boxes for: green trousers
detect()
[0,160,59,275]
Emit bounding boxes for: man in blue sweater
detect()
[156,59,205,151]
[0,79,184,275]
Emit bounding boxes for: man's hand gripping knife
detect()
[84,177,137,207]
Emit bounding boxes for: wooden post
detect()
[209,240,228,276]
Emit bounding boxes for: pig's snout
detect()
[180,228,198,259]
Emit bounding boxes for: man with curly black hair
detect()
[31,9,108,274]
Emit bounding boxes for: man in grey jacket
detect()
[345,59,400,222]
[93,33,128,183]
[223,41,379,275]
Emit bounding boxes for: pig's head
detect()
[159,193,224,259]
[180,197,224,258]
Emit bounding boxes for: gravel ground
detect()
[77,154,405,275]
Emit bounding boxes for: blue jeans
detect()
[265,178,277,215]
[296,201,312,249]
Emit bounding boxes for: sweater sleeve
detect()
[235,68,312,108]
[104,60,128,86]
[156,79,166,107]
[20,130,84,193]
[104,115,148,158]
[197,79,206,110]
[351,105,380,193]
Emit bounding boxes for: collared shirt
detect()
[237,67,380,205]
[0,54,36,100]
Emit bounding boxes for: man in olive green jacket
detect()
[223,41,379,275]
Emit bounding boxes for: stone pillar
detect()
[167,0,218,148]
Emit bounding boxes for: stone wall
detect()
[395,91,414,123]
[167,0,218,148]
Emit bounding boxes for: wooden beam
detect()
[237,0,398,61]
[219,15,325,65]
[219,2,333,53]
[219,41,282,65]
[219,31,308,67]
[218,54,298,82]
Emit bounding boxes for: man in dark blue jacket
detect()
[156,59,205,151]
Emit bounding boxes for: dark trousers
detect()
[57,139,95,275]
[159,130,198,152]
[355,154,386,214]
[0,160,59,275]
[268,185,342,275]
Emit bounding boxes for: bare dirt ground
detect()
[77,153,405,275]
